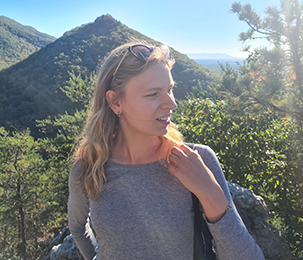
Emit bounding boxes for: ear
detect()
[106,90,122,115]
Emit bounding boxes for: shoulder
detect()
[69,160,85,188]
[70,159,84,177]
[184,142,215,159]
[189,143,229,193]
[186,143,221,170]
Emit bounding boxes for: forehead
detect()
[125,62,173,93]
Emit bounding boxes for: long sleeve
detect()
[195,144,265,260]
[68,162,97,260]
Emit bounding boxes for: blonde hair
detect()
[75,39,183,200]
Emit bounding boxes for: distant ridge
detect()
[0,16,56,70]
[187,53,245,73]
[0,14,218,134]
[187,53,245,60]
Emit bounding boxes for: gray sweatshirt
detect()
[68,144,265,260]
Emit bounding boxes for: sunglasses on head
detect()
[112,44,154,77]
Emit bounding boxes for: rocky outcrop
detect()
[44,227,84,260]
[228,182,292,260]
[44,182,292,260]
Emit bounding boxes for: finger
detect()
[180,144,200,158]
[171,146,187,159]
[179,144,193,153]
[167,162,178,177]
[169,153,182,166]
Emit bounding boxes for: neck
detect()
[111,131,168,165]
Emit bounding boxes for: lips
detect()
[156,115,171,127]
[156,115,171,121]
[157,117,169,121]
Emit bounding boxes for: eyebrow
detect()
[143,84,175,93]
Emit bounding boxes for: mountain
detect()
[0,15,218,134]
[0,16,56,70]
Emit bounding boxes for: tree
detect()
[224,2,303,256]
[0,121,78,259]
[60,70,96,109]
[0,128,50,259]
[221,1,303,121]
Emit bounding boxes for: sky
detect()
[1,0,281,58]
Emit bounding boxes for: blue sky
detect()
[1,0,280,57]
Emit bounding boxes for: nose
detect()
[161,92,177,110]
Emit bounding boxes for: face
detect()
[117,62,177,139]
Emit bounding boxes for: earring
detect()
[117,112,121,118]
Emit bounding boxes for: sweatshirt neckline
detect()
[107,158,166,168]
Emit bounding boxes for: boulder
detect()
[228,182,292,260]
[44,228,84,260]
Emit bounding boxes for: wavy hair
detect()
[75,39,183,200]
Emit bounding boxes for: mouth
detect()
[156,116,170,121]
[156,115,171,125]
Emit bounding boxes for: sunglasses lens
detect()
[131,45,152,62]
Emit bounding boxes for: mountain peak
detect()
[61,14,123,39]
[94,14,118,23]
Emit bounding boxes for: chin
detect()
[158,127,169,136]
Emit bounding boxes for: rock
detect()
[44,228,84,260]
[46,227,70,254]
[228,182,292,260]
[45,182,292,260]
[49,235,84,260]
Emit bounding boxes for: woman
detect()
[68,40,265,260]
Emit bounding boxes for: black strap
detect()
[192,192,206,260]
[192,193,216,260]
[186,143,216,260]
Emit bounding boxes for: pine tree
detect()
[221,0,303,121]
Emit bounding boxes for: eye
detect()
[146,92,158,97]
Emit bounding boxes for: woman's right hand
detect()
[167,144,229,223]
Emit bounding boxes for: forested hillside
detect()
[0,16,56,70]
[0,14,217,135]
[1,1,303,259]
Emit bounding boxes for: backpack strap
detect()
[185,143,216,260]
[192,193,216,260]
